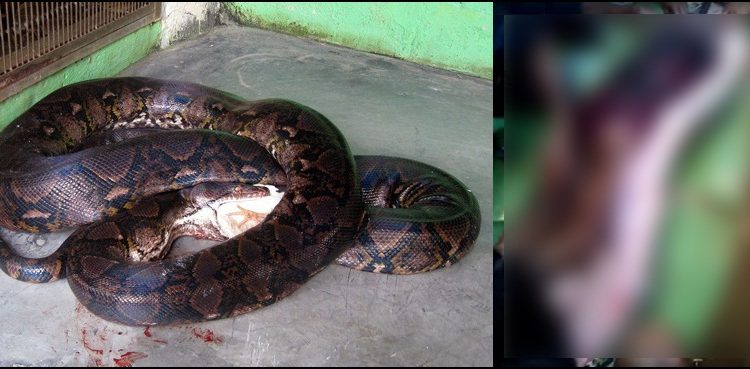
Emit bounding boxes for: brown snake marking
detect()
[0,77,480,326]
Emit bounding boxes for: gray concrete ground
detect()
[0,26,493,366]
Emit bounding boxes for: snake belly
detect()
[0,77,480,325]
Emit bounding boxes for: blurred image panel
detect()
[503,14,750,360]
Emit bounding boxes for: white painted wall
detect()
[160,2,221,49]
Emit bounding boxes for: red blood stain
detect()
[94,358,104,366]
[81,328,104,355]
[113,352,148,367]
[192,328,224,344]
[143,326,167,344]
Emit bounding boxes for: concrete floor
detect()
[0,26,493,366]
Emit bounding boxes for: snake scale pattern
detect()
[0,77,479,326]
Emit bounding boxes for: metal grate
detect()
[0,2,160,100]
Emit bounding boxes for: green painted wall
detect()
[224,2,493,79]
[0,22,161,130]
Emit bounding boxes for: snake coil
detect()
[0,78,479,325]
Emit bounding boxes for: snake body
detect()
[0,77,479,325]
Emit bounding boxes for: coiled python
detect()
[0,77,480,326]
